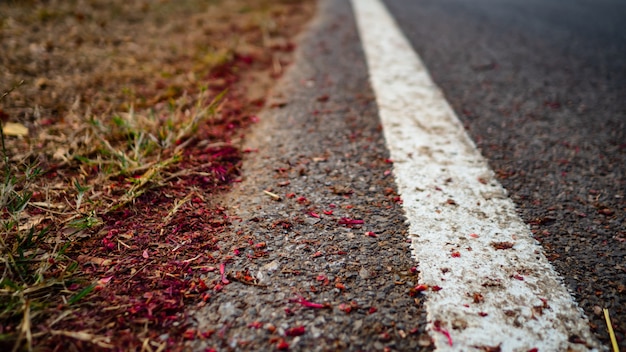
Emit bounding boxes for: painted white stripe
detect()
[350,0,600,350]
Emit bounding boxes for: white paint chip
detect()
[350,0,601,350]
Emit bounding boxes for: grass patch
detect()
[0,0,315,349]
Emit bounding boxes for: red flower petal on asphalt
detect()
[366,231,377,237]
[220,263,229,284]
[414,284,428,292]
[285,326,305,336]
[433,321,453,346]
[290,295,328,309]
[182,329,196,340]
[338,217,364,226]
[248,321,263,329]
[309,211,320,218]
[323,210,333,215]
[276,339,289,350]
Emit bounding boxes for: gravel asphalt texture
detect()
[383,0,626,347]
[189,1,432,350]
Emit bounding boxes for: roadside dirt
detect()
[0,0,315,350]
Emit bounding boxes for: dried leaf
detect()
[2,122,28,136]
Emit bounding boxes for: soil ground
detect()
[0,0,315,350]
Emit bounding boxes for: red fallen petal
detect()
[248,321,263,329]
[323,210,333,215]
[276,339,290,350]
[414,284,429,292]
[513,274,524,281]
[220,263,230,284]
[338,217,364,225]
[410,266,418,273]
[368,307,378,314]
[286,193,296,199]
[142,249,149,259]
[233,249,240,256]
[296,196,308,204]
[338,303,351,313]
[469,233,479,238]
[478,312,488,317]
[316,275,327,281]
[335,283,346,290]
[431,285,442,291]
[309,211,320,218]
[182,329,196,340]
[285,326,305,336]
[255,242,266,248]
[366,231,377,237]
[312,251,323,258]
[451,251,461,258]
[329,203,337,208]
[201,330,215,339]
[290,295,328,309]
[214,284,223,292]
[527,349,538,352]
[433,321,453,346]
[98,276,113,285]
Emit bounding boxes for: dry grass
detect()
[0,0,314,349]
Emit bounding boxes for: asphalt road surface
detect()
[382,0,626,348]
[189,0,625,350]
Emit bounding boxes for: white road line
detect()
[350,0,601,350]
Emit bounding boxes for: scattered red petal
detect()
[469,233,479,238]
[433,321,453,346]
[323,210,333,215]
[338,217,364,226]
[248,321,263,329]
[329,203,336,208]
[316,275,327,281]
[368,307,378,314]
[290,295,328,309]
[366,231,377,237]
[285,326,306,336]
[276,339,290,350]
[142,249,149,259]
[478,312,488,317]
[415,284,429,292]
[451,251,461,258]
[182,329,196,340]
[286,192,296,199]
[335,283,346,290]
[312,251,323,258]
[220,263,230,284]
[513,274,524,281]
[431,285,442,291]
[309,211,320,218]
